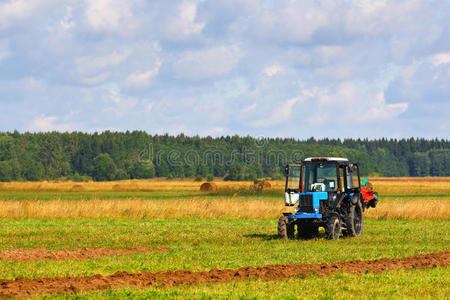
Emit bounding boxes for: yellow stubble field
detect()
[0,177,448,220]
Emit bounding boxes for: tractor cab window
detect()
[339,167,345,191]
[286,165,301,191]
[303,163,338,192]
[345,164,360,190]
[351,165,360,188]
[346,167,353,189]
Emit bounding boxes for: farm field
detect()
[0,178,449,298]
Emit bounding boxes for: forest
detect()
[0,131,449,181]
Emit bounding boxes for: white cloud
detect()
[164,1,205,41]
[250,82,409,127]
[312,83,408,124]
[343,0,430,37]
[242,102,257,113]
[60,5,75,30]
[30,115,57,131]
[173,45,244,80]
[80,72,111,85]
[263,64,284,76]
[317,82,357,106]
[28,115,74,132]
[125,60,162,89]
[0,39,11,62]
[358,93,408,122]
[23,77,47,91]
[204,127,228,136]
[251,0,329,43]
[144,102,153,114]
[251,96,305,127]
[314,64,357,81]
[84,0,135,34]
[0,0,55,31]
[0,0,449,138]
[430,52,450,67]
[75,50,131,75]
[102,89,138,117]
[391,52,450,101]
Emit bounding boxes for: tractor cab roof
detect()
[303,157,352,165]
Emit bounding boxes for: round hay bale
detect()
[263,181,272,189]
[200,182,218,192]
[253,180,271,190]
[112,184,123,191]
[71,184,84,192]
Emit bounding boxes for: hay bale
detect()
[71,184,84,192]
[200,182,218,192]
[113,183,139,191]
[112,184,123,191]
[253,180,271,190]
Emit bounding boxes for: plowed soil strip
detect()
[0,252,448,298]
[0,247,171,261]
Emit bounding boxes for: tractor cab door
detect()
[343,163,361,193]
[284,164,301,206]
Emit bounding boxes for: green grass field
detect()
[0,218,449,299]
[50,268,450,299]
[0,179,449,298]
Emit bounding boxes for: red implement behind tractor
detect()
[361,178,378,209]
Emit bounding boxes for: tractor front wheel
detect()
[325,215,341,240]
[278,216,295,239]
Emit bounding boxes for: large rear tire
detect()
[297,220,319,239]
[345,202,363,237]
[325,215,341,240]
[278,216,295,239]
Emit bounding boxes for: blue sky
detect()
[0,0,449,138]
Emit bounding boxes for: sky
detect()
[0,0,449,139]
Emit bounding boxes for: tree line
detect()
[0,131,448,182]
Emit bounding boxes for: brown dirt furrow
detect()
[0,247,171,261]
[0,252,448,299]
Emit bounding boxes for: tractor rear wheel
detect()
[325,215,341,240]
[345,202,363,237]
[297,220,319,239]
[278,216,295,239]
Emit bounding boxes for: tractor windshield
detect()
[303,163,338,192]
[286,165,301,191]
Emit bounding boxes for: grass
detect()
[0,218,448,280]
[0,198,286,219]
[0,195,448,220]
[46,267,450,299]
[365,196,450,220]
[0,177,449,220]
[0,177,448,298]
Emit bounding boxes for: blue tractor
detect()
[278,157,377,240]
